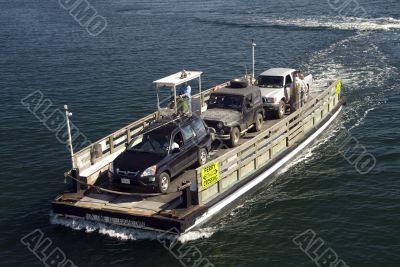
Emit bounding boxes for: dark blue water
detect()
[1,0,399,266]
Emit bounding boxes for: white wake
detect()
[50,214,216,242]
[259,16,400,32]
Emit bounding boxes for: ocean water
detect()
[0,0,399,266]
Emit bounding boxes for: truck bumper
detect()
[263,103,280,111]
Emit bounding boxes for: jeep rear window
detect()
[258,76,284,88]
[208,95,243,110]
[191,119,207,138]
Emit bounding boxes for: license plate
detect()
[121,178,130,184]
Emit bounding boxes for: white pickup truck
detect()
[257,68,313,118]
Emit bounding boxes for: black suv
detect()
[203,79,264,147]
[109,116,212,193]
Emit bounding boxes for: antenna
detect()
[251,39,256,83]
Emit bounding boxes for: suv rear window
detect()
[181,125,195,142]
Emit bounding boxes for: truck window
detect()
[285,75,292,86]
[258,76,284,88]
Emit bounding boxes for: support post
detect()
[64,105,76,169]
[173,85,177,114]
[156,85,160,112]
[109,136,114,153]
[70,168,81,193]
[199,75,202,114]
[178,182,193,208]
[252,39,256,83]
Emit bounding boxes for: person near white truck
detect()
[257,68,313,118]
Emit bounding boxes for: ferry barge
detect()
[52,69,345,234]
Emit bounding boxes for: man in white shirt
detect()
[299,73,308,107]
[291,72,301,112]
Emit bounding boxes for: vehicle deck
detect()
[65,114,286,219]
[53,79,343,233]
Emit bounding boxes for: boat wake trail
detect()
[226,27,398,220]
[281,29,398,172]
[259,16,400,32]
[50,214,216,242]
[306,32,397,125]
[200,15,400,32]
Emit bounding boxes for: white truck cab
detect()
[258,68,312,118]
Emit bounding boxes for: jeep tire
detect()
[254,113,263,132]
[229,127,240,147]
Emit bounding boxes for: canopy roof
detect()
[153,71,202,87]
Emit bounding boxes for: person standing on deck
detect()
[291,72,301,112]
[177,82,192,115]
[299,73,307,107]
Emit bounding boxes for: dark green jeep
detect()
[203,79,265,147]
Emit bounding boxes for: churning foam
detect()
[260,16,400,32]
[50,214,216,242]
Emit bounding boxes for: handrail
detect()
[194,79,340,204]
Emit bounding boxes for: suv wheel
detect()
[157,172,170,194]
[254,113,263,132]
[197,148,208,166]
[229,127,240,147]
[276,100,285,119]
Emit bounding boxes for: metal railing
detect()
[195,80,341,205]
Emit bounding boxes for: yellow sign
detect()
[336,80,342,96]
[201,162,220,190]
